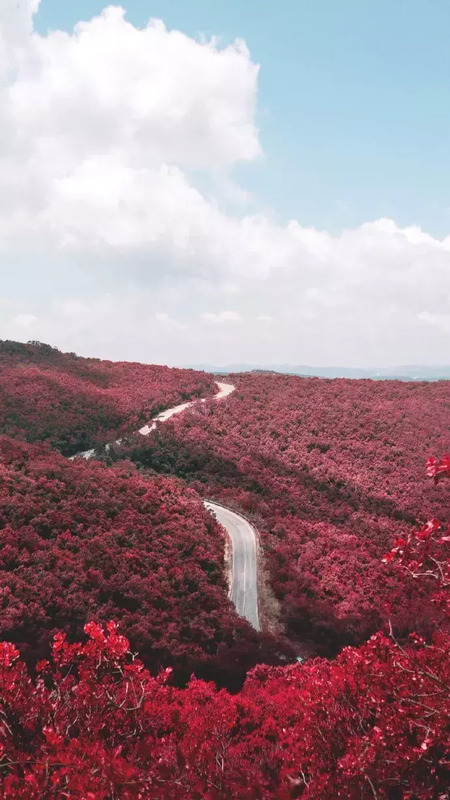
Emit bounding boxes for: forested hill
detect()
[0,340,214,456]
[0,342,449,797]
[121,371,450,655]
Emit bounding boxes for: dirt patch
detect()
[254,531,283,636]
[223,533,232,598]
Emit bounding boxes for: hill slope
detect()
[0,340,214,455]
[120,371,450,653]
[0,436,281,684]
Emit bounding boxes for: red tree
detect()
[0,457,448,798]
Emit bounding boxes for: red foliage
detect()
[383,518,450,584]
[0,621,448,798]
[0,436,270,681]
[427,454,450,483]
[0,356,449,797]
[383,456,450,613]
[0,340,214,455]
[123,373,450,652]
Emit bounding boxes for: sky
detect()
[1,0,449,366]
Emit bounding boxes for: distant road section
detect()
[214,382,236,400]
[73,380,236,457]
[139,381,235,435]
[204,501,260,632]
[138,400,194,436]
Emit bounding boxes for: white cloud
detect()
[155,312,184,330]
[0,3,449,366]
[3,4,259,180]
[0,0,39,76]
[418,311,450,334]
[201,311,243,324]
[13,313,38,329]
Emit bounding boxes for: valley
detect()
[0,340,448,799]
[72,379,261,632]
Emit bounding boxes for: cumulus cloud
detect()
[201,311,243,324]
[418,311,450,334]
[0,0,39,75]
[155,312,185,330]
[0,2,449,366]
[13,313,38,330]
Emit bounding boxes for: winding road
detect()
[204,502,260,631]
[72,380,260,631]
[138,381,235,435]
[73,381,235,458]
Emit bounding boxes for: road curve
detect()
[138,400,194,436]
[138,380,235,435]
[70,382,257,631]
[214,382,236,400]
[73,380,235,458]
[204,501,260,631]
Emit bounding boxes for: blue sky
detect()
[35,0,450,237]
[1,0,449,366]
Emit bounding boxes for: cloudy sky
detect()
[1,0,450,366]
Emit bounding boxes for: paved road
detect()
[138,400,195,435]
[138,380,235,435]
[204,501,260,631]
[73,380,235,458]
[70,381,258,631]
[214,382,235,400]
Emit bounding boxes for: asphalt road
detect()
[70,380,259,633]
[214,382,235,400]
[73,380,235,457]
[138,400,195,435]
[204,501,260,631]
[138,380,235,435]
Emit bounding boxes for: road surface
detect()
[70,382,257,631]
[138,400,195,435]
[73,380,235,458]
[204,501,260,631]
[137,381,235,435]
[214,382,236,400]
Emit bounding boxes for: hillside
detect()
[120,371,450,653]
[0,341,214,456]
[0,435,289,686]
[0,344,448,797]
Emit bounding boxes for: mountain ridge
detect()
[187,363,450,381]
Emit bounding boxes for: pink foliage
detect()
[0,621,448,798]
[0,436,264,680]
[125,373,450,651]
[427,454,450,483]
[0,340,214,455]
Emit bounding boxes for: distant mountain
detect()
[188,363,450,381]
